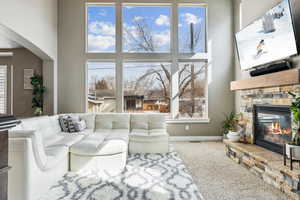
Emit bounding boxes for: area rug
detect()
[39,148,203,200]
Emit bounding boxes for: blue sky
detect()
[88,62,170,87]
[87,5,206,53]
[87,5,206,87]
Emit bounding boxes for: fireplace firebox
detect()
[253,104,292,154]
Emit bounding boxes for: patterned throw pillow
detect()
[59,115,69,132]
[59,115,87,133]
[75,120,87,132]
[67,117,78,133]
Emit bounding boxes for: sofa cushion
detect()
[130,129,149,136]
[44,146,69,170]
[47,134,85,148]
[97,140,127,156]
[130,114,149,130]
[105,129,129,142]
[149,129,167,136]
[95,113,130,130]
[129,133,169,143]
[148,114,166,130]
[70,134,108,155]
[78,128,94,135]
[48,115,62,134]
[70,131,127,156]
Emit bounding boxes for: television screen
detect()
[235,0,298,71]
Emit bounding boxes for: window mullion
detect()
[116,1,124,112]
[171,2,179,118]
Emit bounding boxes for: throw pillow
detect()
[59,115,69,132]
[75,120,87,132]
[67,116,79,133]
[59,115,87,133]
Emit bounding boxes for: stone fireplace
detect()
[239,85,300,144]
[226,71,300,199]
[253,104,292,154]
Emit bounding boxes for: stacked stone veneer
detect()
[240,85,300,143]
[225,140,300,200]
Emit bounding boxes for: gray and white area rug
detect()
[39,148,203,200]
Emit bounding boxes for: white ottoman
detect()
[70,134,128,172]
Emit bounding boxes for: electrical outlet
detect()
[185,125,190,131]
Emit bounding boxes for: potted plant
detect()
[286,92,300,159]
[222,112,241,142]
[286,135,300,159]
[30,74,45,116]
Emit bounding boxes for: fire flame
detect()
[268,122,292,135]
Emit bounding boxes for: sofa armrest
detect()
[9,130,35,138]
[9,130,48,171]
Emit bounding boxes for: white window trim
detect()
[85,0,209,122]
[0,65,7,115]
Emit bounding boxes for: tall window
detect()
[87,5,116,52]
[124,63,171,113]
[87,62,116,112]
[86,2,208,120]
[179,62,207,118]
[178,6,206,53]
[123,6,171,52]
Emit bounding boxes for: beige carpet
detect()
[172,142,292,200]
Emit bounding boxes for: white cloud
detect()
[89,21,115,36]
[155,15,170,26]
[153,31,170,47]
[182,13,201,24]
[133,16,143,22]
[98,9,107,16]
[124,24,139,38]
[88,34,115,51]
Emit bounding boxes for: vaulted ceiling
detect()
[0,35,22,49]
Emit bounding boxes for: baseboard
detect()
[169,136,223,142]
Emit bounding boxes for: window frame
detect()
[85,0,209,123]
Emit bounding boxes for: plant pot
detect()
[227,131,241,142]
[286,144,300,159]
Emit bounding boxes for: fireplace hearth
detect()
[253,104,292,154]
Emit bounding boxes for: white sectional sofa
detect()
[8,113,169,200]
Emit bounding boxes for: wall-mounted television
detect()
[235,0,298,71]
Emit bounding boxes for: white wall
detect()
[58,0,234,136]
[233,0,300,112]
[0,0,58,114]
[0,0,57,59]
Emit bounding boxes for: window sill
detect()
[166,118,210,124]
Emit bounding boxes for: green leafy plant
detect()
[289,92,300,123]
[222,112,241,135]
[30,74,45,115]
[288,92,300,146]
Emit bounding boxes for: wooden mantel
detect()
[231,69,300,91]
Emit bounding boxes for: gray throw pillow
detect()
[59,115,87,133]
[75,120,87,132]
[59,115,69,132]
[67,116,79,133]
